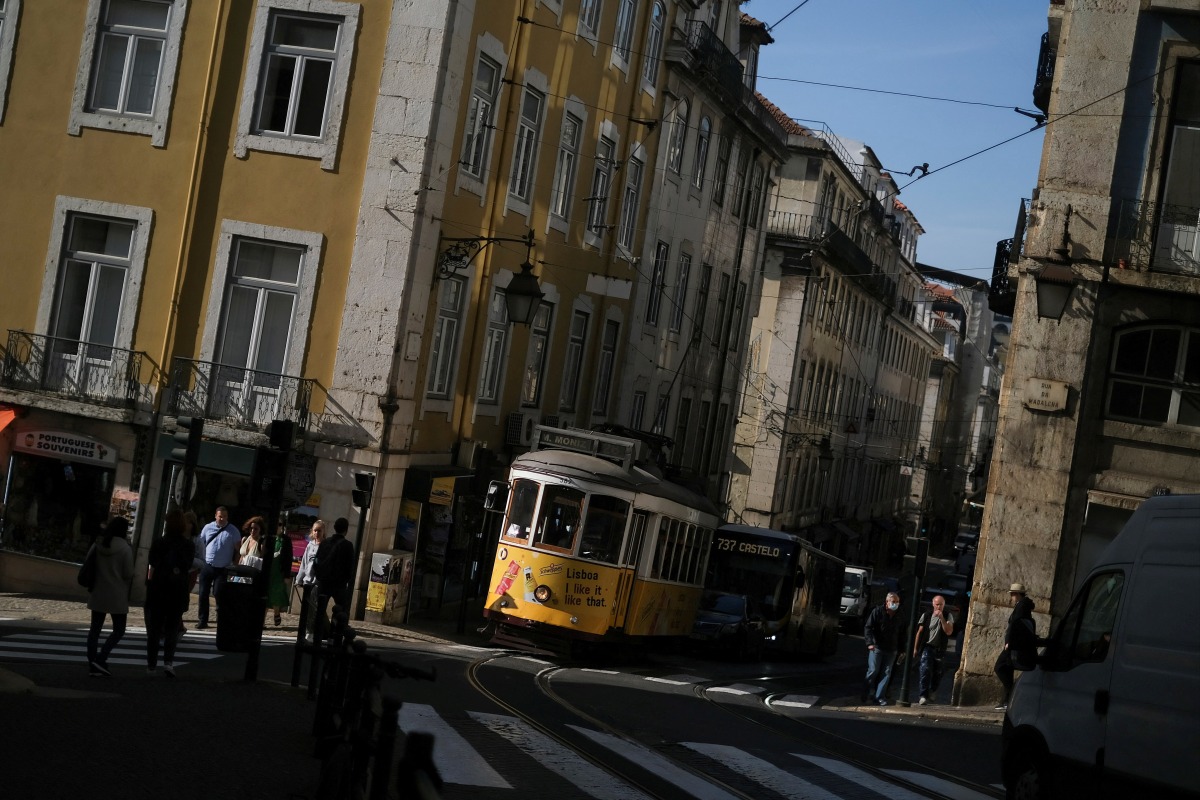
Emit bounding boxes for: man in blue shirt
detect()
[195,507,241,629]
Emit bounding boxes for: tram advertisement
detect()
[487,545,625,636]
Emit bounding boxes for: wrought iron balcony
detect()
[166,357,370,445]
[676,21,745,107]
[1110,198,1200,276]
[0,330,156,409]
[766,211,825,243]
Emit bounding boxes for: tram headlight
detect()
[533,584,553,603]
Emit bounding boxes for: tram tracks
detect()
[466,652,758,800]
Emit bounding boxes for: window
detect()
[579,0,602,37]
[50,214,136,363]
[510,86,546,202]
[670,253,691,333]
[618,156,644,252]
[91,0,168,116]
[646,241,669,325]
[235,0,359,169]
[693,263,711,342]
[477,289,509,403]
[630,391,646,429]
[730,147,749,217]
[652,392,668,433]
[742,42,758,90]
[1153,61,1200,274]
[666,100,688,174]
[534,485,584,551]
[1107,325,1200,428]
[712,133,731,204]
[711,402,728,474]
[593,319,619,415]
[215,238,303,380]
[0,0,14,124]
[68,0,185,146]
[694,400,710,471]
[461,54,501,179]
[560,310,589,412]
[613,0,636,63]
[748,163,765,226]
[521,303,552,406]
[728,280,745,350]
[580,494,631,563]
[587,135,616,236]
[501,478,539,541]
[642,2,665,86]
[714,272,730,348]
[1045,572,1124,669]
[550,112,582,219]
[693,117,711,190]
[426,277,466,398]
[674,397,691,467]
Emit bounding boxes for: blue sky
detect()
[750,0,1049,280]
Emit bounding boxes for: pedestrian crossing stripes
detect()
[399,703,999,800]
[0,627,293,669]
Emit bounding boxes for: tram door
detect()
[611,511,650,630]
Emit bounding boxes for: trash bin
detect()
[216,564,266,653]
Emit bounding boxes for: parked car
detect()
[840,566,872,633]
[954,530,980,553]
[690,591,765,661]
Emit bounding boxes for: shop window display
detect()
[1,454,115,562]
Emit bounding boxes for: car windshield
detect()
[842,573,863,594]
[704,594,747,616]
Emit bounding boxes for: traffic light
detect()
[170,416,204,503]
[903,536,929,579]
[352,472,375,510]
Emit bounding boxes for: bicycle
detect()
[306,609,440,800]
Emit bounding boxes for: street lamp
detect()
[1032,262,1075,321]
[438,228,543,327]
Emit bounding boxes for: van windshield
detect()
[843,572,863,594]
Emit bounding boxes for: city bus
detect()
[705,524,844,658]
[482,426,719,657]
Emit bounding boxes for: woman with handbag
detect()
[85,517,134,677]
[239,516,266,569]
[145,509,196,676]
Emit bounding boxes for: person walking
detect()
[912,594,955,705]
[196,507,241,629]
[145,509,196,677]
[295,520,326,639]
[239,516,266,569]
[863,591,905,706]
[314,517,356,633]
[85,517,134,677]
[268,523,292,626]
[994,582,1038,710]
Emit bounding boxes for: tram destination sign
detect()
[532,425,637,468]
[714,535,784,560]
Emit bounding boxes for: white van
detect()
[1001,494,1200,799]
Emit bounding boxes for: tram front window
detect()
[534,485,584,551]
[579,494,629,564]
[503,478,540,541]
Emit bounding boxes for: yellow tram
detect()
[483,426,719,655]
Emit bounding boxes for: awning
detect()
[832,521,859,542]
[0,407,15,434]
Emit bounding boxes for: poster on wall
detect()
[396,499,421,551]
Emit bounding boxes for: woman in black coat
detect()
[145,509,198,677]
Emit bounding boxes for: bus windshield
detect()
[706,532,798,619]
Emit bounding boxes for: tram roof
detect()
[512,449,718,517]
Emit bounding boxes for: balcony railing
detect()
[166,357,372,445]
[765,211,825,242]
[167,357,313,434]
[678,21,745,106]
[0,330,156,410]
[1110,198,1200,276]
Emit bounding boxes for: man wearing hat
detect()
[994,582,1038,710]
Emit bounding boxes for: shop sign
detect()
[15,430,118,466]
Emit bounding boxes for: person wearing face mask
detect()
[863,591,905,706]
